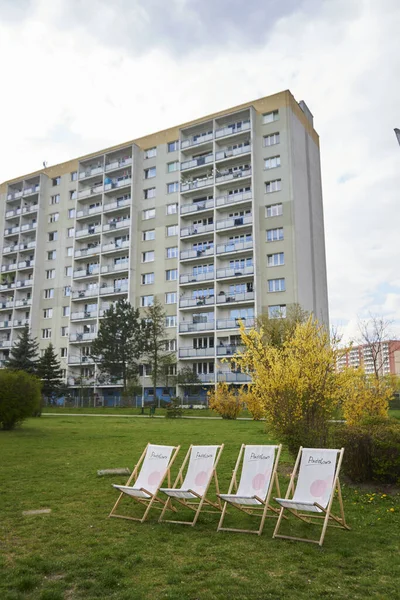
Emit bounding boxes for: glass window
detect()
[142,229,155,241]
[143,208,155,220]
[165,292,177,304]
[166,203,178,215]
[48,212,59,223]
[266,203,283,217]
[67,247,73,257]
[264,156,281,169]
[167,182,179,194]
[165,315,177,327]
[167,161,179,172]
[144,167,156,179]
[144,187,156,199]
[47,250,56,260]
[166,269,177,281]
[265,180,282,193]
[65,266,73,277]
[71,171,78,181]
[141,295,154,307]
[42,328,52,339]
[141,273,154,285]
[67,227,75,237]
[64,286,71,297]
[267,252,284,266]
[52,177,61,186]
[43,308,53,319]
[262,110,279,124]
[166,247,178,259]
[61,326,69,336]
[166,225,178,236]
[46,269,55,279]
[44,288,54,299]
[50,194,60,205]
[142,251,155,262]
[63,306,70,317]
[60,347,68,357]
[268,278,286,292]
[268,305,286,319]
[48,231,58,242]
[266,228,284,242]
[263,133,280,147]
[144,147,157,159]
[68,208,76,219]
[167,140,179,152]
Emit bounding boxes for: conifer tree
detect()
[6,324,38,374]
[36,343,64,403]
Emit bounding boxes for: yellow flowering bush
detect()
[340,370,394,426]
[239,388,265,421]
[208,382,242,420]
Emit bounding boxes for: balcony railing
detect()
[216,214,252,231]
[74,245,101,258]
[103,197,132,212]
[181,154,214,171]
[215,191,252,208]
[181,176,213,193]
[16,279,33,288]
[15,298,32,307]
[215,120,250,139]
[105,157,132,172]
[13,319,30,327]
[71,310,98,320]
[76,205,103,219]
[104,177,132,191]
[99,284,129,296]
[179,296,215,308]
[0,301,15,309]
[78,184,103,199]
[7,190,23,201]
[217,372,252,383]
[17,260,34,270]
[215,144,251,161]
[216,265,254,279]
[20,222,37,232]
[101,262,129,274]
[5,208,21,218]
[179,321,215,333]
[180,271,214,284]
[0,340,12,348]
[215,168,252,184]
[4,226,20,235]
[76,225,102,238]
[21,204,39,214]
[68,355,95,364]
[179,347,215,358]
[180,199,214,215]
[197,373,215,383]
[216,240,253,254]
[216,291,254,304]
[0,321,11,329]
[181,132,213,149]
[69,332,97,342]
[216,317,255,330]
[180,247,214,261]
[73,266,100,278]
[102,219,130,232]
[79,165,104,180]
[1,263,17,272]
[216,345,245,356]
[2,244,19,254]
[180,223,214,237]
[23,185,40,196]
[101,240,130,253]
[19,241,36,251]
[72,288,99,299]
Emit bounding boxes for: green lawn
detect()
[1,417,399,600]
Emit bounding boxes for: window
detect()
[65,266,73,277]
[144,167,156,179]
[267,252,285,267]
[144,187,156,199]
[52,177,61,186]
[264,156,281,170]
[67,247,73,257]
[263,133,280,147]
[64,286,71,297]
[141,295,154,307]
[49,212,59,223]
[46,269,55,280]
[67,227,75,237]
[143,208,155,220]
[71,171,78,181]
[167,182,179,194]
[60,347,68,358]
[43,308,53,319]
[63,306,70,317]
[166,225,178,237]
[166,247,178,259]
[166,269,177,281]
[144,147,157,159]
[165,315,177,327]
[44,288,54,299]
[142,229,155,241]
[167,161,179,173]
[268,278,286,292]
[262,110,279,124]
[166,203,178,215]
[268,305,286,319]
[165,292,177,304]
[68,208,76,219]
[47,250,56,260]
[165,339,177,351]
[42,328,52,339]
[69,190,77,200]
[61,326,69,337]
[141,273,155,285]
[142,251,154,263]
[266,203,283,217]
[48,231,58,242]
[50,194,60,204]
[266,228,284,242]
[265,179,282,193]
[167,140,179,152]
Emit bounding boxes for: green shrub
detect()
[165,398,183,419]
[331,418,400,484]
[0,370,42,430]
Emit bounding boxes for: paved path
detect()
[42,413,254,421]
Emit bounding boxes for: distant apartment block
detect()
[337,340,400,377]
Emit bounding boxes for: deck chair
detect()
[109,443,180,523]
[217,444,282,535]
[273,447,350,546]
[158,444,224,526]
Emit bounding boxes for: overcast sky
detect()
[0,0,399,341]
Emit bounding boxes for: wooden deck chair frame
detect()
[158,444,224,527]
[217,444,283,535]
[272,446,350,546]
[109,442,181,523]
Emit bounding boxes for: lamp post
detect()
[395,128,400,146]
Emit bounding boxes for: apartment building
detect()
[0,90,328,404]
[337,340,400,377]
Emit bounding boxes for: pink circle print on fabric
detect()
[310,479,327,498]
[148,471,160,487]
[195,471,208,487]
[252,473,266,491]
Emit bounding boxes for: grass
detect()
[0,417,399,600]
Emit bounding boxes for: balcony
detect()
[4,226,20,236]
[180,247,214,261]
[7,190,23,201]
[179,295,215,308]
[216,344,244,356]
[216,265,254,280]
[181,176,213,193]
[79,165,104,180]
[0,283,15,291]
[103,197,132,213]
[72,288,99,300]
[73,266,100,279]
[16,279,33,289]
[71,310,98,321]
[5,208,21,218]
[15,298,32,308]
[100,262,129,275]
[0,321,11,329]
[105,157,132,173]
[217,372,251,383]
[20,222,37,232]
[179,321,215,333]
[76,205,103,219]
[216,213,252,231]
[101,240,130,253]
[68,355,95,365]
[180,199,214,215]
[180,271,214,284]
[78,184,103,199]
[102,218,131,233]
[181,154,214,171]
[216,240,253,255]
[13,318,30,328]
[74,245,101,259]
[2,244,19,255]
[104,177,132,192]
[68,377,96,387]
[197,373,215,383]
[179,347,215,358]
[99,283,129,296]
[69,332,97,342]
[1,263,17,273]
[23,185,40,197]
[21,204,39,215]
[17,260,35,270]
[181,132,213,149]
[0,340,12,348]
[180,222,214,238]
[19,241,36,252]
[0,301,15,309]
[215,144,251,162]
[76,225,102,239]
[215,120,250,139]
[215,167,251,184]
[216,317,255,330]
[216,291,254,304]
[216,191,252,208]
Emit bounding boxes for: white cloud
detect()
[0,0,399,340]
